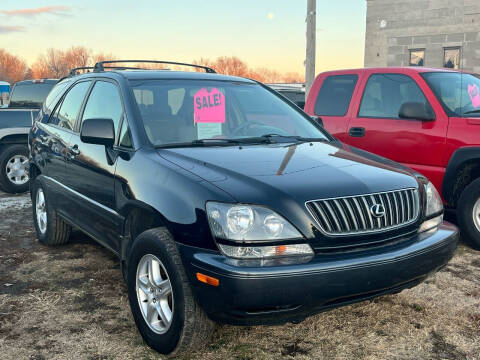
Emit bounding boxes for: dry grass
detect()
[0,192,479,360]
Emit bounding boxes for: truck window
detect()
[8,83,55,109]
[358,74,428,119]
[422,72,480,117]
[314,75,358,116]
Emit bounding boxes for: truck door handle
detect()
[68,144,80,157]
[349,127,365,137]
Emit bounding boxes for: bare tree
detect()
[194,56,304,84]
[0,49,30,83]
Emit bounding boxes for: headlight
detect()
[206,202,313,259]
[424,182,443,217]
[419,182,443,233]
[206,202,303,241]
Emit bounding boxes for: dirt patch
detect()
[0,191,479,360]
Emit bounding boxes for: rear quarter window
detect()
[314,74,358,116]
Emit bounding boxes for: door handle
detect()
[68,144,80,158]
[349,127,365,137]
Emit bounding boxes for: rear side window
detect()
[81,81,124,136]
[8,83,55,109]
[358,74,428,119]
[48,81,91,130]
[44,81,71,113]
[314,75,358,116]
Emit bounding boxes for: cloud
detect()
[267,12,275,20]
[0,6,70,17]
[0,25,24,34]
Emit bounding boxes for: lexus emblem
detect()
[370,203,386,218]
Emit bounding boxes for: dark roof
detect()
[15,79,58,85]
[76,69,256,83]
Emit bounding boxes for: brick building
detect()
[364,0,480,72]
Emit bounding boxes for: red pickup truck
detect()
[305,67,480,249]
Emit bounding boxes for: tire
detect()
[0,144,30,193]
[31,178,71,246]
[127,228,215,357]
[457,177,480,250]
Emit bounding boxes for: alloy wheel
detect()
[136,254,174,334]
[36,188,47,234]
[472,197,480,233]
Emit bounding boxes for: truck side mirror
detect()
[399,102,435,121]
[311,115,324,127]
[80,118,115,147]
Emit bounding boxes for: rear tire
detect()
[457,177,480,250]
[0,144,30,193]
[127,228,215,357]
[31,178,71,245]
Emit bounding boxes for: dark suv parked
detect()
[29,60,458,357]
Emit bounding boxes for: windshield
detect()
[9,83,55,109]
[422,72,480,117]
[130,80,327,147]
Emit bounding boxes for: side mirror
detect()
[398,102,435,121]
[311,115,324,127]
[80,118,115,147]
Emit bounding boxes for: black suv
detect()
[29,60,458,357]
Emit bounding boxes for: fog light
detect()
[218,243,313,259]
[419,214,443,233]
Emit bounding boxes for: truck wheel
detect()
[0,144,30,193]
[127,228,215,357]
[31,179,71,245]
[457,177,480,250]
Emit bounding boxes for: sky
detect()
[0,1,367,75]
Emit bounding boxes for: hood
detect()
[158,141,419,204]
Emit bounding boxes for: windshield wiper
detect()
[463,109,480,115]
[259,134,330,143]
[155,134,330,149]
[155,138,243,149]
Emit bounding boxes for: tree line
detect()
[0,47,304,84]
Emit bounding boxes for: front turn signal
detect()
[196,272,219,287]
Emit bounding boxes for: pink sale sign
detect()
[193,88,225,123]
[468,84,480,109]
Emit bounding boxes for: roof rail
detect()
[69,65,144,77]
[93,60,216,74]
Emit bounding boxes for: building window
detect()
[409,49,425,66]
[444,47,461,69]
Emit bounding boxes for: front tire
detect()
[31,179,71,245]
[457,178,480,250]
[0,144,30,193]
[127,228,215,357]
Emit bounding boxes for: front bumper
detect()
[179,222,458,325]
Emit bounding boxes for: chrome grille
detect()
[306,189,420,236]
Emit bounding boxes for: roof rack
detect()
[69,66,144,77]
[93,60,216,74]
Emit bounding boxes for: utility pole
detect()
[305,0,316,98]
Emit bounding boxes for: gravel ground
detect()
[0,191,479,360]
